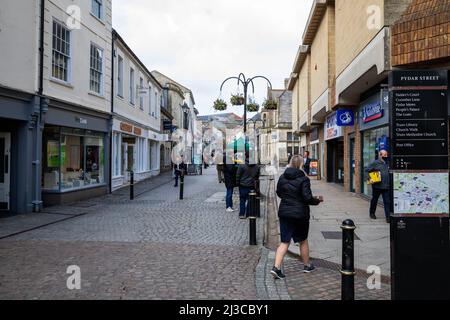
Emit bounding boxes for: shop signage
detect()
[336,110,355,126]
[76,117,88,125]
[134,127,142,136]
[390,70,448,171]
[362,102,384,123]
[163,120,173,131]
[310,127,319,142]
[120,122,133,133]
[325,112,343,141]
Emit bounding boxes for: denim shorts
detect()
[279,217,310,243]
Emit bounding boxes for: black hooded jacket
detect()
[276,168,320,220]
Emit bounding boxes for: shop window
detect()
[42,127,105,192]
[362,127,389,196]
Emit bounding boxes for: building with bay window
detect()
[111,30,163,191]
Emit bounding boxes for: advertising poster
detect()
[393,172,449,214]
[309,160,318,176]
[47,141,60,168]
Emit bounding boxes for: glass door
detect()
[350,137,356,192]
[0,133,11,211]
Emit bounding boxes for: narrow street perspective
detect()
[0,0,450,305]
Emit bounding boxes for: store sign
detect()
[163,120,173,131]
[325,112,343,141]
[134,127,142,136]
[362,102,384,123]
[337,110,355,126]
[120,122,133,133]
[310,127,319,142]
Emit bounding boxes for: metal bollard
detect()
[179,171,184,200]
[130,170,134,200]
[341,219,356,300]
[248,190,257,246]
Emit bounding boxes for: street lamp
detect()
[219,73,272,163]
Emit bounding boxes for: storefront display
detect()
[42,126,105,192]
[325,113,344,184]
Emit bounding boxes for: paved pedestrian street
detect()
[0,168,389,300]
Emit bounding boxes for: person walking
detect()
[271,155,323,279]
[287,153,292,166]
[223,152,237,212]
[303,151,311,175]
[365,149,391,223]
[217,157,225,184]
[236,162,260,219]
[173,157,186,187]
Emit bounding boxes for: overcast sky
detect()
[113,0,314,116]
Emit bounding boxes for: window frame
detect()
[91,0,103,21]
[129,67,135,105]
[117,55,124,98]
[89,42,104,95]
[51,19,72,84]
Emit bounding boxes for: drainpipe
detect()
[109,32,115,194]
[33,0,46,212]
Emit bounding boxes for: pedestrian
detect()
[287,153,292,166]
[271,155,323,279]
[365,149,391,223]
[303,151,311,175]
[173,156,186,187]
[223,152,238,212]
[216,154,225,184]
[236,161,260,219]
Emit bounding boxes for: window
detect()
[112,132,121,177]
[155,92,158,118]
[117,56,124,97]
[90,44,103,94]
[91,0,103,20]
[130,68,135,105]
[139,78,144,110]
[52,20,71,82]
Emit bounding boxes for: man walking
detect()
[173,157,186,188]
[236,162,260,219]
[303,151,311,175]
[365,150,391,223]
[223,151,237,212]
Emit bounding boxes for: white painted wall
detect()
[42,0,112,114]
[0,0,40,93]
[113,40,161,133]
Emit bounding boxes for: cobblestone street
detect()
[0,168,263,300]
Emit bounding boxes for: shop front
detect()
[325,112,344,184]
[358,89,390,197]
[42,102,110,205]
[111,118,160,191]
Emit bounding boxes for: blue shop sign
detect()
[358,90,390,131]
[336,110,355,126]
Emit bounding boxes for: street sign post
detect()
[389,70,450,300]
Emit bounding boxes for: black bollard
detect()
[179,171,184,200]
[130,170,134,200]
[341,219,356,300]
[248,190,257,246]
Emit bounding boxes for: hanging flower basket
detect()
[247,103,260,112]
[213,99,227,111]
[230,94,245,106]
[263,99,278,110]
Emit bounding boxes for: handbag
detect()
[367,171,382,185]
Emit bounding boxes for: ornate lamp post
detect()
[219,73,272,163]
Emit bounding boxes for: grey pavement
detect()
[0,167,265,300]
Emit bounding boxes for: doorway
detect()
[349,136,356,192]
[0,133,11,211]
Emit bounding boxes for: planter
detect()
[230,94,245,106]
[213,99,227,111]
[263,99,278,110]
[247,103,260,112]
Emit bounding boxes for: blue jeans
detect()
[226,187,234,209]
[239,187,252,217]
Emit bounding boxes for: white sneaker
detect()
[226,208,235,212]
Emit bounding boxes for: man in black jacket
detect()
[236,163,260,219]
[223,152,237,212]
[365,150,391,223]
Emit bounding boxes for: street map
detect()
[394,172,449,214]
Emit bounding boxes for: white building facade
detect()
[111,30,162,191]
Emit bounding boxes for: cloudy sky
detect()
[113,0,313,116]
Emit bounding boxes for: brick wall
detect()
[392,0,450,66]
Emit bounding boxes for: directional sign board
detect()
[390,70,448,170]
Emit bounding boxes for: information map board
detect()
[390,70,449,216]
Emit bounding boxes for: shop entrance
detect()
[122,136,136,178]
[327,138,344,184]
[0,133,11,211]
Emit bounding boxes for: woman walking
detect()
[271,155,323,279]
